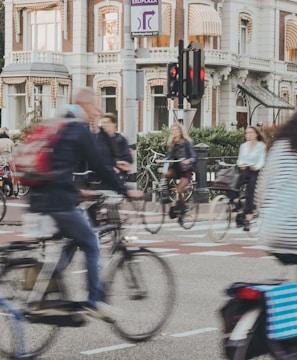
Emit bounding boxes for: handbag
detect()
[213,166,240,190]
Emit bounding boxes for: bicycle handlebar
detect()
[156,158,186,164]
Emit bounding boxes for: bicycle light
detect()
[235,287,262,300]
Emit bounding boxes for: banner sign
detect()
[130,0,162,37]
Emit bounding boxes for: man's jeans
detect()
[50,208,105,307]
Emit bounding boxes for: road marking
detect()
[191,251,244,256]
[81,327,218,355]
[179,234,206,238]
[6,203,29,208]
[170,327,218,338]
[81,343,135,355]
[147,247,178,253]
[242,245,268,250]
[181,242,227,247]
[0,230,14,234]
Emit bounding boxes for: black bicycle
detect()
[0,190,176,359]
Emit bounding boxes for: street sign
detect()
[130,0,162,37]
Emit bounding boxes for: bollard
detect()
[193,143,210,203]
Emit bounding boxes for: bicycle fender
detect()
[229,307,262,341]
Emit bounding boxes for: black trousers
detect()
[237,168,259,215]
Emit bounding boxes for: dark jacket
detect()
[30,120,127,213]
[167,140,196,165]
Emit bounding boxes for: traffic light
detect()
[183,47,205,106]
[167,62,179,98]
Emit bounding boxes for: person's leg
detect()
[243,170,259,230]
[8,159,18,195]
[51,208,104,306]
[176,175,190,210]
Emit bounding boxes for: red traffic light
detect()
[189,68,194,81]
[200,68,205,81]
[170,66,177,79]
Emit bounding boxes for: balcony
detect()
[7,51,64,65]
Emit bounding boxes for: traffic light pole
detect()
[177,40,184,124]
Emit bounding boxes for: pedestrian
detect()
[100,112,133,183]
[236,126,266,231]
[165,123,196,223]
[256,111,297,258]
[0,127,18,197]
[29,87,142,319]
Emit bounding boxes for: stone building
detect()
[0,0,296,134]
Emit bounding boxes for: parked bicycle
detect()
[220,253,297,359]
[0,189,6,223]
[0,189,175,358]
[142,157,198,234]
[208,161,261,242]
[137,148,195,201]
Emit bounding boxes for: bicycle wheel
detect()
[105,249,175,341]
[0,190,6,222]
[208,194,231,242]
[231,315,273,360]
[179,192,199,230]
[118,197,143,240]
[142,189,165,234]
[136,170,149,191]
[0,260,61,358]
[17,183,30,196]
[168,178,194,202]
[0,297,28,359]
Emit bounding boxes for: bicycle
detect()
[142,158,199,234]
[137,148,195,202]
[208,162,261,242]
[220,253,297,359]
[0,190,176,358]
[0,189,6,223]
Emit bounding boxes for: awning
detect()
[161,3,171,36]
[238,84,294,109]
[188,4,222,36]
[286,20,297,49]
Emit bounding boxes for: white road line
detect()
[147,247,178,253]
[0,230,14,234]
[80,343,135,355]
[178,234,206,238]
[170,327,218,338]
[191,251,244,256]
[6,203,29,208]
[242,245,268,250]
[81,327,218,355]
[181,242,227,247]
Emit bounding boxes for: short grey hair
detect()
[72,87,96,104]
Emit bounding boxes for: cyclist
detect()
[0,127,18,197]
[236,126,266,231]
[256,112,297,258]
[165,123,196,222]
[29,87,142,319]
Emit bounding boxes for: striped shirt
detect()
[256,139,297,254]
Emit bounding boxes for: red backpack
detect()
[14,118,68,187]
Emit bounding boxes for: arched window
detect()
[238,13,252,54]
[96,5,120,52]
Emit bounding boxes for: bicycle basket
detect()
[213,166,240,190]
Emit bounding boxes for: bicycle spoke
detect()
[106,249,175,341]
[179,193,199,229]
[142,190,165,234]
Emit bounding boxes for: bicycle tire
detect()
[118,197,143,240]
[168,178,194,202]
[208,194,231,242]
[180,192,199,230]
[136,170,149,192]
[231,315,273,360]
[105,248,175,341]
[0,190,6,222]
[0,260,61,358]
[17,183,30,196]
[142,189,165,234]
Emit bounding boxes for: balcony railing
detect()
[8,51,63,64]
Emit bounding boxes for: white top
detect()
[256,139,297,254]
[237,141,266,170]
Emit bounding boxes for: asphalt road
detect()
[0,197,289,359]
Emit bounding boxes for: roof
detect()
[238,84,294,110]
[1,63,69,78]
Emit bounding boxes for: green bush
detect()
[137,124,245,168]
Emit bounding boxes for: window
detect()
[7,84,26,129]
[103,12,119,51]
[101,87,117,117]
[29,10,61,51]
[239,19,248,54]
[151,86,168,130]
[56,85,68,114]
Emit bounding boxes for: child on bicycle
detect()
[165,123,196,222]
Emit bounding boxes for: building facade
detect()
[1,0,297,134]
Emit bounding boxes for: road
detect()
[0,197,289,359]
